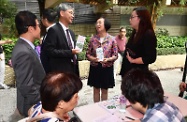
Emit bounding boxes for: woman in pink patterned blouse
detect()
[86,17,118,102]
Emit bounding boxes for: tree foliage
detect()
[0,0,17,37]
[0,0,17,18]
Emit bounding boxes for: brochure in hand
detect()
[75,35,86,52]
[96,47,104,61]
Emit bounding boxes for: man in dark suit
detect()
[41,3,80,76]
[40,8,57,73]
[11,11,46,117]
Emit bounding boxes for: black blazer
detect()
[120,29,157,77]
[41,22,79,76]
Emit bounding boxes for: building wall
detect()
[8,1,187,36]
[71,6,187,37]
[9,0,40,16]
[120,6,187,36]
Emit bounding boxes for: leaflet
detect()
[75,35,86,52]
[96,47,104,61]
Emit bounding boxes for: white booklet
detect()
[96,47,104,61]
[75,35,86,52]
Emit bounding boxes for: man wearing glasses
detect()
[41,3,80,76]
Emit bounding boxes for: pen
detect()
[125,116,135,120]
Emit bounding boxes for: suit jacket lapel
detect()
[19,39,40,60]
[69,29,76,47]
[56,22,76,49]
[56,23,70,48]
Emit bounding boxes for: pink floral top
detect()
[86,33,118,67]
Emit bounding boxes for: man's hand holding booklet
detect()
[75,35,86,52]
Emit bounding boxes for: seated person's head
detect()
[40,72,83,114]
[121,68,164,113]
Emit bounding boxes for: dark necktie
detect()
[66,29,76,64]
[66,29,74,49]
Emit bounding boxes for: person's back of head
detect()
[15,11,37,35]
[42,8,57,24]
[121,68,164,109]
[40,72,83,111]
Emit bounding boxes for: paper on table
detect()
[92,111,137,122]
[98,100,119,114]
[92,113,123,122]
[75,35,86,52]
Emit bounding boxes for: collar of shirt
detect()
[59,21,68,32]
[59,21,75,48]
[46,23,55,32]
[96,33,111,43]
[20,37,35,49]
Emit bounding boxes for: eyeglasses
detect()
[130,16,139,19]
[66,10,75,16]
[120,30,126,32]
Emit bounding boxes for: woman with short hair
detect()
[86,17,118,102]
[27,72,83,122]
[121,68,185,122]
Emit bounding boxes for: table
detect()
[74,93,187,122]
[73,96,143,122]
[165,92,187,116]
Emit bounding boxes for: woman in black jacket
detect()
[120,6,157,77]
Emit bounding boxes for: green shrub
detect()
[157,47,185,55]
[2,37,17,63]
[157,36,187,48]
[156,28,169,37]
[78,51,86,61]
[125,26,133,37]
[2,38,40,64]
[2,34,187,62]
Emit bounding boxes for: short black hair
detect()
[42,8,57,23]
[40,72,83,111]
[121,68,164,108]
[102,17,111,32]
[15,11,37,35]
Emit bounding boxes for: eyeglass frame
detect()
[130,16,139,19]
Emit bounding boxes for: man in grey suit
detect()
[41,3,80,76]
[11,11,46,117]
